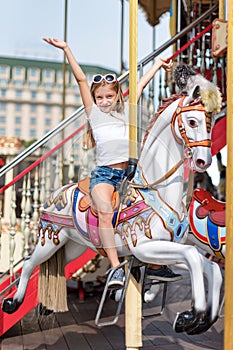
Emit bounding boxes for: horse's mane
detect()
[142,94,181,149]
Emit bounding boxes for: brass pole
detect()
[61,0,68,183]
[125,1,142,350]
[224,2,233,349]
[120,0,125,74]
[128,0,138,161]
[219,0,225,20]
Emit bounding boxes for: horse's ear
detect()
[184,84,200,105]
[192,85,200,99]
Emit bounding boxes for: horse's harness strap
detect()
[130,158,185,190]
[171,96,212,148]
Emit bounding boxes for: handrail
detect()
[0,3,218,179]
[0,105,85,178]
[0,124,85,194]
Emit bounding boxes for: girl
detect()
[43,37,174,288]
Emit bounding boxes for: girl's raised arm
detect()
[137,58,173,102]
[43,38,93,113]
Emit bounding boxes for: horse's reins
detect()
[129,96,211,198]
[130,156,188,190]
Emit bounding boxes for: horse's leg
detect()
[187,254,223,334]
[134,241,206,333]
[2,234,68,314]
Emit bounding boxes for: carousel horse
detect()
[2,68,223,335]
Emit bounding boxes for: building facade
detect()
[0,56,117,142]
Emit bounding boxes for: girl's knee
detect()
[98,210,113,225]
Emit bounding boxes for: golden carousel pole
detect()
[125,1,142,349]
[224,1,233,349]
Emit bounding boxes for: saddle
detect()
[78,177,120,215]
[193,188,225,227]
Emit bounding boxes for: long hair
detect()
[85,79,125,149]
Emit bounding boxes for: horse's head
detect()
[172,65,222,172]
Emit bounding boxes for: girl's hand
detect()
[43,37,68,50]
[160,58,173,72]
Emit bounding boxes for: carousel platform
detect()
[0,268,224,350]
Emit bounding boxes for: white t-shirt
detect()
[88,104,129,166]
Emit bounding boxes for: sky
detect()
[0,0,226,185]
[1,0,171,71]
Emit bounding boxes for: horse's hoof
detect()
[187,315,218,335]
[143,284,160,303]
[173,308,202,333]
[2,298,22,314]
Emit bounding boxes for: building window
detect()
[0,89,6,97]
[30,105,37,112]
[31,91,37,99]
[14,80,23,86]
[15,90,22,98]
[45,118,51,126]
[15,116,21,124]
[44,82,53,88]
[30,117,36,125]
[44,69,52,78]
[30,129,36,137]
[0,66,7,74]
[0,115,6,123]
[28,81,38,87]
[15,67,22,75]
[0,78,7,85]
[0,102,6,111]
[45,106,51,114]
[29,68,38,77]
[14,128,21,136]
[0,127,6,136]
[15,104,22,111]
[46,92,52,100]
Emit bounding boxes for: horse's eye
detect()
[188,119,197,128]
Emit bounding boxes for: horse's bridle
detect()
[130,96,212,191]
[171,95,212,148]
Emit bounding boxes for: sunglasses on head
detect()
[92,73,117,84]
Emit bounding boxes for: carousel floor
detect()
[0,268,224,350]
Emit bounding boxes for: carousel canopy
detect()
[138,0,171,26]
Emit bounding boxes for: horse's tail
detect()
[38,246,68,312]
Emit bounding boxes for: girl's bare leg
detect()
[91,183,120,268]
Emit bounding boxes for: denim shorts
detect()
[90,166,126,192]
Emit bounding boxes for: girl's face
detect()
[94,85,118,113]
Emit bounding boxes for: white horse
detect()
[2,83,223,335]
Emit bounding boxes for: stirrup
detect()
[95,257,134,327]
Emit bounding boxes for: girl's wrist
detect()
[63,45,69,53]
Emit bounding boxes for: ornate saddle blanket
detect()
[189,188,226,256]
